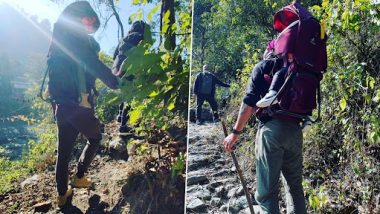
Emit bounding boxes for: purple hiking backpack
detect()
[270,2,328,119]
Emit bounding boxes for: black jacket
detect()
[112,21,145,77]
[47,1,118,106]
[193,71,230,97]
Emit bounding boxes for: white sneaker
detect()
[302,118,312,132]
[256,90,278,108]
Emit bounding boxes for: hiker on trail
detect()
[222,54,307,214]
[46,1,118,208]
[112,21,146,149]
[223,2,327,213]
[193,64,230,124]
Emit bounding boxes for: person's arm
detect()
[223,102,256,152]
[212,74,230,88]
[223,61,267,152]
[85,59,119,89]
[79,37,119,89]
[193,74,200,95]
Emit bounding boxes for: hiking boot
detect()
[57,186,73,208]
[302,117,312,132]
[256,90,278,108]
[71,175,91,188]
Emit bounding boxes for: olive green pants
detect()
[254,118,306,214]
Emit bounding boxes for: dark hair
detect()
[129,21,146,35]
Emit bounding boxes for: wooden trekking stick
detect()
[221,121,254,214]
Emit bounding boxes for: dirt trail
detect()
[186,122,256,214]
[0,153,147,213]
[0,122,186,214]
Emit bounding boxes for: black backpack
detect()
[199,72,213,95]
[39,36,99,106]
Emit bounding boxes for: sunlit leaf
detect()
[129,109,140,125]
[167,102,175,110]
[339,98,347,110]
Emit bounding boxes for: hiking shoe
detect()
[256,90,278,108]
[302,118,312,132]
[57,186,73,208]
[71,175,91,188]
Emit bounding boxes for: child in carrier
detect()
[255,39,312,131]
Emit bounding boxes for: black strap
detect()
[39,66,51,103]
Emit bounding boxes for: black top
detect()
[47,1,118,106]
[193,71,230,97]
[243,59,279,107]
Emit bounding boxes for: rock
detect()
[240,205,262,214]
[186,186,199,193]
[187,198,207,211]
[225,184,235,191]
[188,155,212,170]
[109,137,127,152]
[187,174,209,185]
[231,196,248,211]
[228,187,239,198]
[193,188,211,200]
[215,186,225,197]
[21,174,40,189]
[210,197,221,206]
[207,178,236,189]
[239,208,250,214]
[231,166,236,172]
[211,169,230,177]
[237,186,244,196]
[219,205,228,212]
[33,200,52,212]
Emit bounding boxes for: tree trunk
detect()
[161,0,176,51]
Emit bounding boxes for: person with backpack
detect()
[46,1,119,208]
[223,53,307,214]
[223,2,327,213]
[111,20,146,157]
[193,64,230,124]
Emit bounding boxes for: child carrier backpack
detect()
[270,2,328,121]
[199,72,213,95]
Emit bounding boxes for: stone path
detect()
[186,122,255,214]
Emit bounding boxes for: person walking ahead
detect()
[47,1,119,208]
[193,65,230,124]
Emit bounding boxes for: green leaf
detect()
[129,109,140,125]
[368,77,375,89]
[339,98,347,110]
[321,195,328,205]
[313,196,320,207]
[373,90,380,103]
[148,3,161,22]
[167,102,175,111]
[162,10,171,34]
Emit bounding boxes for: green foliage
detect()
[0,122,56,194]
[106,1,191,134]
[95,52,119,123]
[171,152,186,178]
